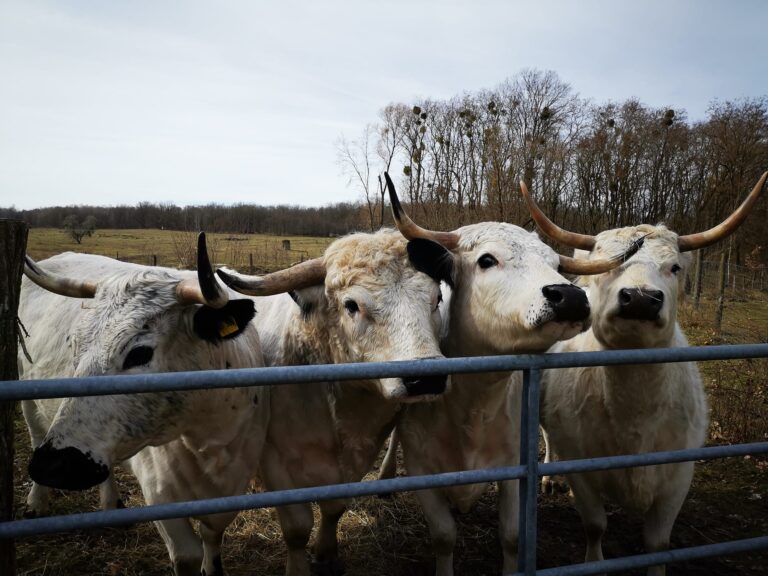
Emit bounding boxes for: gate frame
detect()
[1,345,767,575]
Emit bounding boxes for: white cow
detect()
[525,172,766,575]
[217,228,450,576]
[19,234,270,576]
[377,175,640,575]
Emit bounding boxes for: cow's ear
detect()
[407,238,456,288]
[193,299,256,343]
[289,285,325,319]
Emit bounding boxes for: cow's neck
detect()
[282,310,334,367]
[329,382,400,481]
[447,370,511,408]
[442,331,512,411]
[179,387,261,454]
[588,325,685,414]
[267,301,395,481]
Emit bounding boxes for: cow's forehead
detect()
[99,269,182,308]
[323,229,423,293]
[455,222,557,261]
[81,270,187,336]
[592,224,680,262]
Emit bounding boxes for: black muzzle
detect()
[542,284,591,323]
[28,442,110,491]
[402,375,448,396]
[617,288,664,321]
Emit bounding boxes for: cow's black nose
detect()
[542,284,590,322]
[617,288,664,320]
[402,375,447,396]
[28,441,109,491]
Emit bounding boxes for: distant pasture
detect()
[26,228,334,273]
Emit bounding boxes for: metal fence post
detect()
[0,219,28,576]
[692,250,703,306]
[715,251,728,333]
[518,367,541,575]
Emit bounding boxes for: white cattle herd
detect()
[15,172,766,576]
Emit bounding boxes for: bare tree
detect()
[62,214,97,244]
[337,124,378,231]
[377,104,408,226]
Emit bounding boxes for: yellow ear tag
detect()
[218,318,239,338]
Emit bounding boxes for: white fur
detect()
[18,253,269,576]
[245,229,448,576]
[540,226,709,576]
[380,222,591,575]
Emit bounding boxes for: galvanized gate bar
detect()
[3,344,767,575]
[3,343,767,401]
[0,464,527,539]
[3,442,765,540]
[523,535,768,575]
[540,441,768,476]
[518,368,542,574]
[518,369,532,573]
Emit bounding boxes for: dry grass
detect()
[12,426,768,575]
[679,289,768,443]
[26,228,333,273]
[10,230,768,574]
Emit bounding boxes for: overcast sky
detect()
[1,0,766,210]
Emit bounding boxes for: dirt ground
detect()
[11,420,768,575]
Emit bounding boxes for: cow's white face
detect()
[410,223,591,355]
[29,269,260,490]
[294,230,448,402]
[576,224,690,349]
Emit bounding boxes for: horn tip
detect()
[216,267,256,290]
[626,236,645,260]
[215,267,236,287]
[385,173,403,220]
[24,255,42,275]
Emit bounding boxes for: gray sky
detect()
[1,0,766,210]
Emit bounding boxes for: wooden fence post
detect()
[0,219,28,576]
[249,253,254,274]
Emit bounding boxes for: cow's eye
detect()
[344,299,359,315]
[671,264,681,275]
[478,254,498,269]
[123,346,154,370]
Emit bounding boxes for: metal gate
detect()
[1,343,767,575]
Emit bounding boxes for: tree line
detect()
[0,202,364,238]
[2,69,766,266]
[339,69,768,267]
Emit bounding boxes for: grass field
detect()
[27,228,334,272]
[679,291,768,443]
[11,228,768,575]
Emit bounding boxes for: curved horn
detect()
[677,171,767,252]
[216,258,326,296]
[24,256,97,298]
[385,172,460,250]
[519,181,596,250]
[176,232,229,308]
[558,235,645,276]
